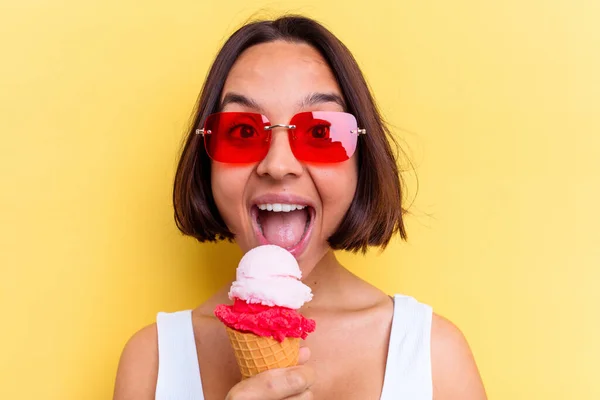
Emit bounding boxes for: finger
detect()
[262,366,315,398]
[283,389,314,400]
[227,366,315,400]
[284,365,315,390]
[297,347,311,365]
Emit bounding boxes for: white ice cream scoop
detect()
[228,245,313,309]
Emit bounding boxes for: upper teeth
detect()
[257,203,306,212]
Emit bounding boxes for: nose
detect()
[256,127,303,180]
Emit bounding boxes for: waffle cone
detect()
[225,327,300,379]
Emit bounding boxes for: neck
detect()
[301,249,353,310]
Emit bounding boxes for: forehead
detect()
[221,41,343,113]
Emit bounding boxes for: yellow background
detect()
[1,0,598,399]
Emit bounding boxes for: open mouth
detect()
[250,203,315,256]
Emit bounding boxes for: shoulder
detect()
[430,313,487,400]
[113,323,159,400]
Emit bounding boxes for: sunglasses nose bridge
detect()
[264,124,296,131]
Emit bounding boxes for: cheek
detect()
[210,164,251,230]
[310,161,358,231]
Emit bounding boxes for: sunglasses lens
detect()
[203,112,270,163]
[289,111,359,163]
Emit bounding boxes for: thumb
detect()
[297,347,311,365]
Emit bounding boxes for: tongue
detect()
[259,209,308,248]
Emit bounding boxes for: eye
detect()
[310,124,330,139]
[228,124,258,139]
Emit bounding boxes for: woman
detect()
[114,15,487,399]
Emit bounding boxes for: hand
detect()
[225,347,314,400]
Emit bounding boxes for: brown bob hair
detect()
[173,15,407,253]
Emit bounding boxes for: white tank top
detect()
[155,294,433,400]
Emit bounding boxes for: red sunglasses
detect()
[195,111,366,164]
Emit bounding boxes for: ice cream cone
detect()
[216,246,315,379]
[226,326,300,379]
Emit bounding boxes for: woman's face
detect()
[211,41,358,276]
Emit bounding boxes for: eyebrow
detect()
[299,92,346,110]
[219,91,346,113]
[219,93,266,113]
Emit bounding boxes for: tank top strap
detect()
[379,294,433,400]
[155,310,205,400]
